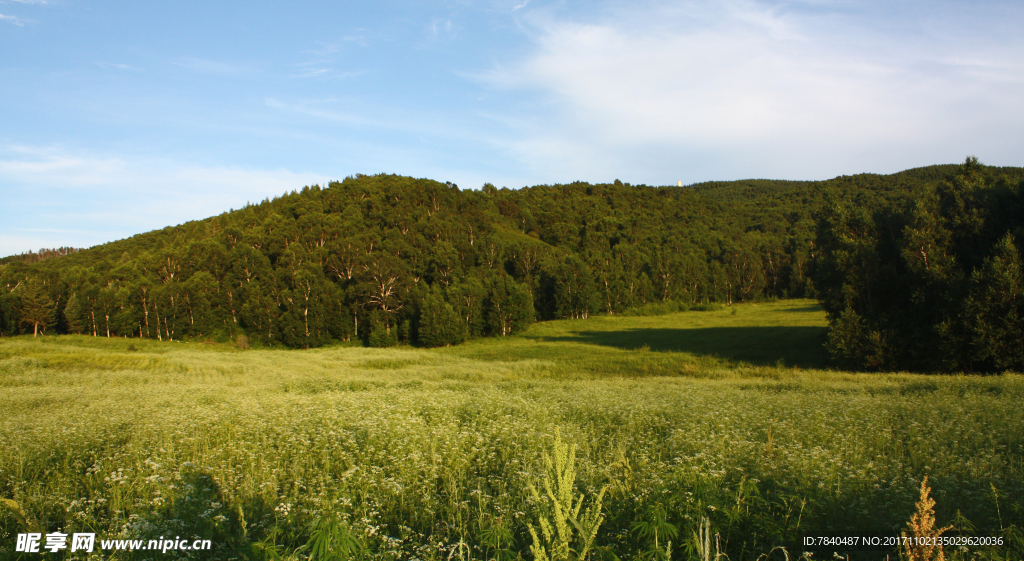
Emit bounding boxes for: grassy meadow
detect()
[1,299,1022,560]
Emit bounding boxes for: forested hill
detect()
[2,164,1021,349]
[816,158,1024,372]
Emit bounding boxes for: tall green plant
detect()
[297,512,364,561]
[631,505,678,560]
[691,517,723,561]
[528,432,607,561]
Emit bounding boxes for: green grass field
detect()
[1,300,1022,560]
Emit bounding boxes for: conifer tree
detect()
[963,234,1024,370]
[63,293,84,334]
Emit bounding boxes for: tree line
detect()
[0,247,81,266]
[0,174,818,347]
[3,163,1021,364]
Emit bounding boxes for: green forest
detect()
[3,158,1023,371]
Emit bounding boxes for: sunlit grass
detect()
[0,300,1021,560]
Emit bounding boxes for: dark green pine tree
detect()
[63,292,84,334]
[19,282,55,337]
[963,234,1024,371]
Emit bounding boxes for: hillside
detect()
[2,164,1022,350]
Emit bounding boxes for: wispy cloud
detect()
[264,97,377,127]
[263,96,512,152]
[171,57,256,78]
[291,63,365,80]
[307,34,368,51]
[0,144,327,195]
[1,0,47,26]
[476,0,1024,181]
[0,12,26,25]
[428,17,455,39]
[291,36,370,80]
[95,61,143,71]
[13,228,93,236]
[0,144,329,255]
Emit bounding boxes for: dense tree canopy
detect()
[3,164,1022,363]
[815,158,1024,372]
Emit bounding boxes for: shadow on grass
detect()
[136,467,273,558]
[776,304,824,313]
[528,326,829,369]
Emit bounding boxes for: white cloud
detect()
[264,97,379,128]
[263,96,509,149]
[479,0,1024,181]
[96,61,143,71]
[291,38,370,80]
[291,64,366,80]
[0,145,329,256]
[0,12,25,25]
[428,17,455,39]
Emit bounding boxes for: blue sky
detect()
[2,0,1022,256]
